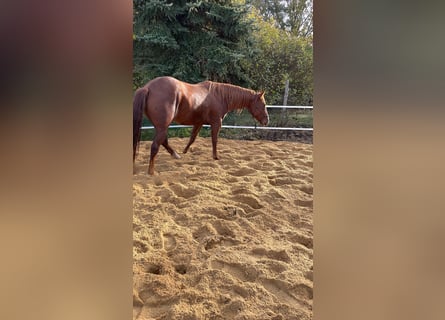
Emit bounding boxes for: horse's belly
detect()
[174,118,195,125]
[174,109,203,125]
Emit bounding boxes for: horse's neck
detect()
[227,97,250,111]
[206,82,255,113]
[221,86,254,112]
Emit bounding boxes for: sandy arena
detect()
[133,137,313,320]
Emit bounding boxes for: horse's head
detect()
[249,91,269,126]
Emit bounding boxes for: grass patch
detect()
[139,109,312,142]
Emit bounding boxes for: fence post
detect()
[283,79,289,107]
[280,79,289,125]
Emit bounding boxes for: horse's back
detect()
[146,76,180,91]
[143,77,214,119]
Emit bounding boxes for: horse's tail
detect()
[133,87,148,162]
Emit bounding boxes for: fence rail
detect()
[265,105,313,109]
[141,105,313,131]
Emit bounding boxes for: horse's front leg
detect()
[210,119,222,160]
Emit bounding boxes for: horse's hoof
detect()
[172,153,181,159]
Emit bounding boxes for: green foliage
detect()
[133,0,255,87]
[133,1,313,141]
[246,0,313,37]
[244,9,313,105]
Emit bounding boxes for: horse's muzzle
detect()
[261,116,269,126]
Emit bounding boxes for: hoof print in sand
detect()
[133,138,313,320]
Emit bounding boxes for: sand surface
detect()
[133,137,313,320]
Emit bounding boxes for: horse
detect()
[133,76,269,175]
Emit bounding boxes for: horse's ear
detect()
[258,90,265,98]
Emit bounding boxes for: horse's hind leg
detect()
[183,124,203,154]
[162,137,181,159]
[148,128,167,175]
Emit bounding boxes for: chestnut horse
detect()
[133,76,269,175]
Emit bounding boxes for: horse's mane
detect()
[204,81,256,111]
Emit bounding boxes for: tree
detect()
[247,0,313,37]
[133,0,254,88]
[243,9,313,105]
